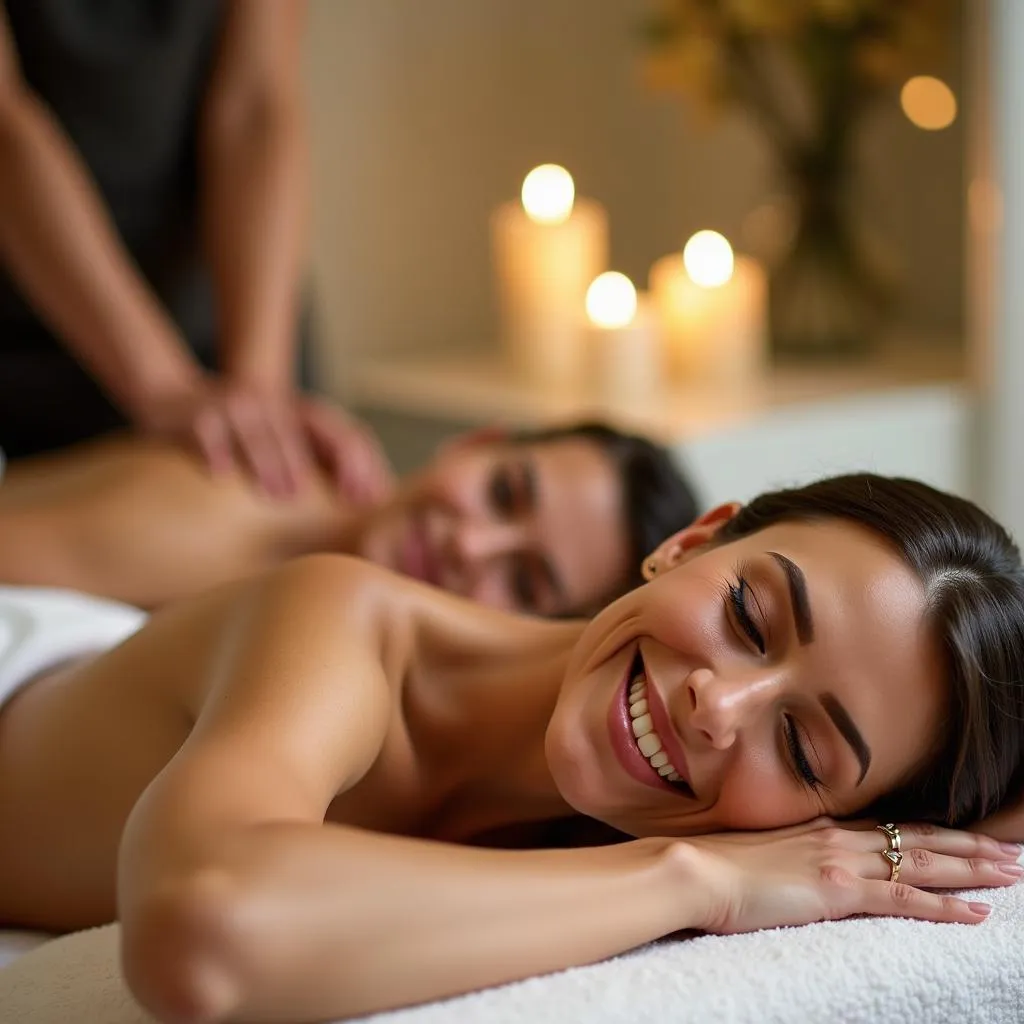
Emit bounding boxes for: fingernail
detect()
[999,842,1022,856]
[997,862,1024,876]
[968,902,992,916]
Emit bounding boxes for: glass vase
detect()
[768,176,890,361]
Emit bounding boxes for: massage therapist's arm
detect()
[200,0,309,393]
[116,556,692,1023]
[0,7,202,420]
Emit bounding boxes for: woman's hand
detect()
[674,818,1022,935]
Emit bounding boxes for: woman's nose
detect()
[684,667,780,749]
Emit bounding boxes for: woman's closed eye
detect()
[726,576,765,655]
[783,714,822,790]
[488,467,516,515]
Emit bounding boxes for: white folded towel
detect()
[1,871,1020,1024]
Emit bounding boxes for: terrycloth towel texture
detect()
[1,871,1021,1024]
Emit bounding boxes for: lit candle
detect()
[491,165,609,388]
[649,230,768,383]
[586,272,661,404]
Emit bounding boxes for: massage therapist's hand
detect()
[135,377,395,502]
[292,393,396,506]
[674,818,1022,935]
[133,376,317,498]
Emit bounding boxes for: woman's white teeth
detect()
[631,713,654,738]
[628,677,683,784]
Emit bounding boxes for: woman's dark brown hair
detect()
[716,473,1024,827]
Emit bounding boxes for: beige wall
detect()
[304,0,964,395]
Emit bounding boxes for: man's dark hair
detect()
[515,421,700,606]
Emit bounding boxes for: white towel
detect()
[0,585,147,710]
[1,869,1020,1023]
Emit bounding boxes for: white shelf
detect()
[346,345,966,447]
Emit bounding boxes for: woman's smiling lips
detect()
[639,644,695,797]
[606,644,692,796]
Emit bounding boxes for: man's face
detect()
[354,435,632,615]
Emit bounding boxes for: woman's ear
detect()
[642,502,742,580]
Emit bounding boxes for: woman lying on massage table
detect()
[0,473,1022,1024]
[0,422,696,616]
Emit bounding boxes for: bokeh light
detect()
[521,164,576,224]
[683,230,735,288]
[586,272,638,329]
[900,76,957,131]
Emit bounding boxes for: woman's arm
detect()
[126,820,685,1024]
[0,8,201,420]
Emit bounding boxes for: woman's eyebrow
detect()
[767,551,814,644]
[820,692,872,785]
[764,551,871,785]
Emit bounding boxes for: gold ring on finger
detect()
[876,822,902,854]
[882,848,903,883]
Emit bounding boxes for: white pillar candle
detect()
[649,232,768,384]
[586,272,661,405]
[491,165,609,389]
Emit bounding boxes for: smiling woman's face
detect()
[544,515,947,838]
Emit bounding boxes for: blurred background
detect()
[300,0,1003,524]
[306,0,963,370]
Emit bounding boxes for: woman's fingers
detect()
[850,821,1020,861]
[919,826,1018,861]
[860,882,993,925]
[860,847,1024,887]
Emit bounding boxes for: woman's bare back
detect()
[0,574,436,932]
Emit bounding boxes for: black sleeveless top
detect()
[0,0,225,358]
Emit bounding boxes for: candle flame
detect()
[683,230,735,289]
[586,272,637,329]
[521,165,575,225]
